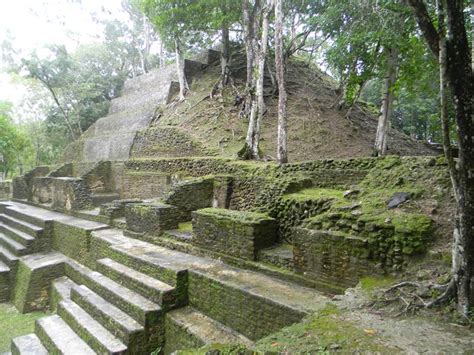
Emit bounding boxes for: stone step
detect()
[164,306,253,354]
[70,285,146,349]
[258,243,294,271]
[98,234,191,288]
[51,276,77,310]
[11,334,48,355]
[0,244,19,267]
[58,299,128,354]
[0,259,11,302]
[164,229,193,243]
[91,192,121,206]
[188,264,330,341]
[0,222,35,247]
[0,214,42,237]
[0,233,27,256]
[35,315,96,355]
[96,258,175,309]
[65,260,161,326]
[5,207,51,228]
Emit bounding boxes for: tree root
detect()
[425,279,456,308]
[376,279,455,317]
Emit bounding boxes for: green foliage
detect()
[21,44,126,140]
[0,101,33,177]
[141,0,210,50]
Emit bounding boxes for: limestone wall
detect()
[293,228,374,288]
[0,180,12,200]
[130,126,212,159]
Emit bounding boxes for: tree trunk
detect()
[437,0,459,196]
[175,38,189,101]
[42,81,77,141]
[374,47,398,156]
[242,0,260,91]
[159,39,165,68]
[409,0,474,316]
[275,0,287,164]
[245,0,272,159]
[138,49,146,75]
[221,23,230,86]
[445,0,474,317]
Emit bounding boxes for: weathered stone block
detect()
[121,171,172,199]
[125,203,179,235]
[31,177,53,204]
[212,175,233,209]
[0,180,12,200]
[51,177,93,211]
[165,177,214,221]
[12,177,28,199]
[188,270,305,341]
[192,208,277,261]
[12,253,66,313]
[99,198,142,219]
[293,228,374,288]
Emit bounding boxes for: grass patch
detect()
[178,222,193,232]
[253,304,394,353]
[0,303,48,353]
[283,188,344,202]
[360,276,396,291]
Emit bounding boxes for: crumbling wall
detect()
[130,126,212,159]
[0,180,12,200]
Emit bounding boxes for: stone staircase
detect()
[8,202,328,354]
[62,50,220,163]
[0,203,51,302]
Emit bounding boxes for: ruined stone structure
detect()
[0,54,449,354]
[62,50,220,163]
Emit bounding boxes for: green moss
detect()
[283,188,344,202]
[176,343,251,355]
[196,208,274,224]
[360,276,396,291]
[178,222,193,232]
[253,304,394,353]
[0,303,49,353]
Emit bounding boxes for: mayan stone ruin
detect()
[0,45,472,354]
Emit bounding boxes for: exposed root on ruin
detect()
[369,279,455,317]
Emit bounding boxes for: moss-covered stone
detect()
[125,203,179,235]
[165,177,215,221]
[192,208,277,261]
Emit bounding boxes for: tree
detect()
[21,44,126,141]
[239,0,274,160]
[204,0,241,88]
[0,102,32,178]
[275,0,287,164]
[408,0,474,317]
[121,0,160,75]
[318,1,421,155]
[21,46,78,140]
[374,47,399,155]
[142,0,206,101]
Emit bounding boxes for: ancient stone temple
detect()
[0,49,450,354]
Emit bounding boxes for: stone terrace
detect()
[4,200,328,354]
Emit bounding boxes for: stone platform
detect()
[3,201,328,354]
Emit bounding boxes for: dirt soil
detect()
[157,52,437,162]
[334,286,474,353]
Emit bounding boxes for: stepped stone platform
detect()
[4,201,329,354]
[62,50,219,163]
